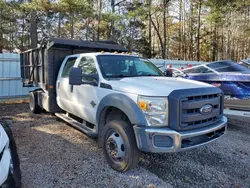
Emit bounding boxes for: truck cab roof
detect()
[66,52,136,58]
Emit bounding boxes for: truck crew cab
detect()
[21,38,227,172]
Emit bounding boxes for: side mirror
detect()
[69,67,83,85]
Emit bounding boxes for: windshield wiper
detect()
[106,74,162,78]
[137,74,161,77]
[106,74,136,78]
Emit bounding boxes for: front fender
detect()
[96,93,147,126]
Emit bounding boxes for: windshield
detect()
[238,60,250,68]
[183,66,213,74]
[207,61,250,73]
[97,55,163,78]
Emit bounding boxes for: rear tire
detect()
[102,120,141,172]
[29,92,42,114]
[1,121,22,188]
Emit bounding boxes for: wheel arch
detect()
[96,93,147,147]
[96,93,147,126]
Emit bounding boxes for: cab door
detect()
[56,56,78,113]
[72,55,99,125]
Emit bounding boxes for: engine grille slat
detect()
[182,109,220,122]
[180,93,222,130]
[182,97,220,109]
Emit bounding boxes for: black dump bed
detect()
[20,38,127,112]
[20,37,127,89]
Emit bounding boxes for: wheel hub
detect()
[106,132,125,160]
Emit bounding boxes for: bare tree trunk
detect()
[30,11,37,48]
[85,18,90,40]
[70,13,74,39]
[221,24,224,59]
[162,0,169,59]
[152,28,155,56]
[97,0,102,40]
[111,0,115,40]
[189,0,194,60]
[182,0,186,60]
[58,13,62,38]
[227,11,232,60]
[0,5,3,53]
[212,25,217,61]
[178,0,182,60]
[147,0,152,58]
[197,0,201,61]
[10,22,13,50]
[166,4,170,59]
[151,17,163,57]
[0,33,3,53]
[20,13,25,51]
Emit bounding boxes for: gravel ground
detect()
[0,100,250,188]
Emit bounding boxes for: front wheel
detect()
[102,120,141,172]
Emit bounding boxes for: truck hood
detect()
[107,77,212,96]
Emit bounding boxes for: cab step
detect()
[55,113,98,137]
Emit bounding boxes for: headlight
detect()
[137,96,168,127]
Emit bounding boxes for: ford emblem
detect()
[200,104,213,115]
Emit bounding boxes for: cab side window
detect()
[78,56,98,75]
[78,56,98,83]
[61,57,77,78]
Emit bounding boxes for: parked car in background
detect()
[238,58,250,68]
[0,120,21,188]
[174,60,250,110]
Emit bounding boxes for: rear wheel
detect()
[29,92,42,114]
[102,120,141,172]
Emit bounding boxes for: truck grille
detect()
[180,93,223,130]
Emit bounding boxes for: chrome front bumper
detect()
[133,116,227,153]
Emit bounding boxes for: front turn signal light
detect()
[138,101,147,111]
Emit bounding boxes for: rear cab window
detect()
[61,57,77,78]
[78,56,98,82]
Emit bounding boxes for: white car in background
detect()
[0,121,21,188]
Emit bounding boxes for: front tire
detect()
[102,120,141,172]
[29,92,42,114]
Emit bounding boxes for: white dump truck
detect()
[20,38,227,172]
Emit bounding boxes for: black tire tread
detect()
[102,120,141,172]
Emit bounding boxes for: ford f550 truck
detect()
[20,38,227,172]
